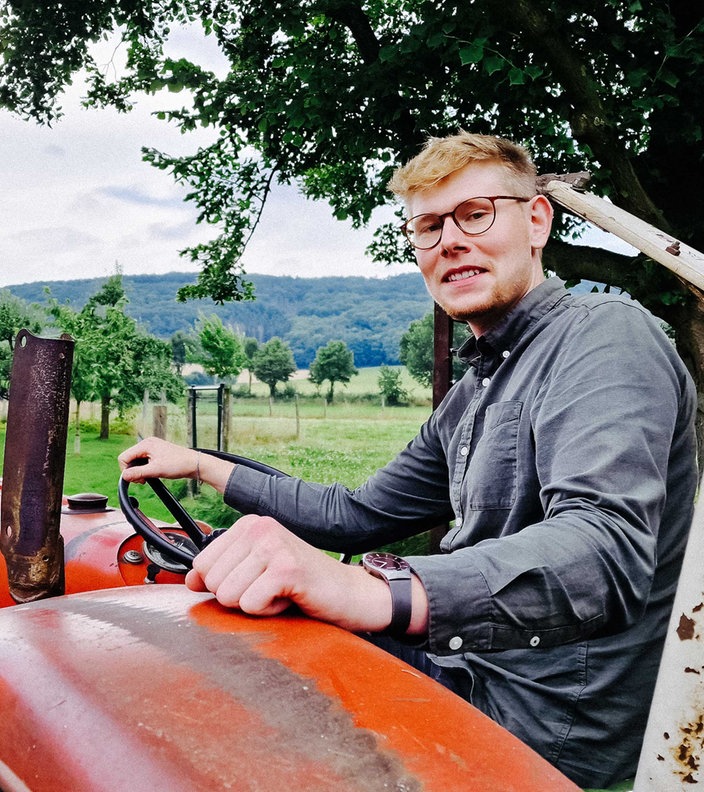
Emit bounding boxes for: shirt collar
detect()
[457,277,569,367]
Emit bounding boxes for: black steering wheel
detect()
[118,449,290,571]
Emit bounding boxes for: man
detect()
[119,132,697,787]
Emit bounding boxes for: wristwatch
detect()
[362,552,413,636]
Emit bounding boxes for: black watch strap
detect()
[362,552,413,636]
[386,576,413,635]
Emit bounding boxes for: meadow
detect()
[0,367,433,550]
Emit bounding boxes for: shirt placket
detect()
[445,350,498,548]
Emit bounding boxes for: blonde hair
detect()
[388,131,536,200]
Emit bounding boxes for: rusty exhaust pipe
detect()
[0,330,74,603]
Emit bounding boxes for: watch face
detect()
[364,552,409,572]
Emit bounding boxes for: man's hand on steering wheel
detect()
[119,437,236,493]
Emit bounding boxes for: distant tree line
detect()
[0,275,458,437]
[7,273,432,369]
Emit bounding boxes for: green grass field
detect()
[0,369,432,532]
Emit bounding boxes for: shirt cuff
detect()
[405,553,494,655]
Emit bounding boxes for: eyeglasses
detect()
[401,195,531,250]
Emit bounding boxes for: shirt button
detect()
[449,636,463,651]
[481,377,491,387]
[502,350,510,359]
[530,636,540,647]
[459,446,469,456]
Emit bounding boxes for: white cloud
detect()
[1,23,635,294]
[0,32,412,292]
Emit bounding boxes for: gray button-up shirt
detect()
[225,278,698,787]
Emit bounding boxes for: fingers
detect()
[190,516,298,615]
[184,568,209,592]
[118,437,198,482]
[185,515,399,633]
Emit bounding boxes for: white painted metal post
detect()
[634,489,704,789]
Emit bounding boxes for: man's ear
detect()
[529,195,554,251]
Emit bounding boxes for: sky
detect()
[0,24,633,293]
[0,26,411,291]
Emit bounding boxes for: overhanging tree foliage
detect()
[2,1,703,417]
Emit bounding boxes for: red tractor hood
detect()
[0,584,578,791]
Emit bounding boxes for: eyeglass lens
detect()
[405,197,498,250]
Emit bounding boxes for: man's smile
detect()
[444,266,485,283]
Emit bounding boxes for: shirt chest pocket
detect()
[465,400,522,510]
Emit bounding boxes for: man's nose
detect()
[440,215,470,252]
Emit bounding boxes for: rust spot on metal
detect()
[694,602,704,613]
[685,667,702,674]
[673,713,704,785]
[677,613,696,641]
[666,241,682,256]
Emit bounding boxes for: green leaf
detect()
[658,69,679,88]
[459,42,484,65]
[524,65,543,81]
[509,67,525,85]
[484,54,504,75]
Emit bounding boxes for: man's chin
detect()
[441,302,488,325]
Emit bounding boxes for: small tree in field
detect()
[50,275,183,441]
[377,366,408,406]
[400,313,471,388]
[309,341,358,403]
[0,290,43,399]
[243,336,260,393]
[252,337,296,398]
[195,314,247,384]
[170,330,190,376]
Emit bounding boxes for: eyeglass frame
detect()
[400,195,532,250]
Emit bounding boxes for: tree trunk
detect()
[100,394,110,440]
[670,296,704,468]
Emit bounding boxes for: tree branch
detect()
[543,238,634,287]
[485,0,670,231]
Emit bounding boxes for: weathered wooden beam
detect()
[539,176,704,293]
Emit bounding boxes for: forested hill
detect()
[8,272,432,368]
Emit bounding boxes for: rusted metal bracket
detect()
[0,330,74,603]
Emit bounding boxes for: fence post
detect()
[186,387,198,497]
[216,384,224,451]
[153,405,167,439]
[222,386,231,452]
[187,388,197,448]
[141,389,149,439]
